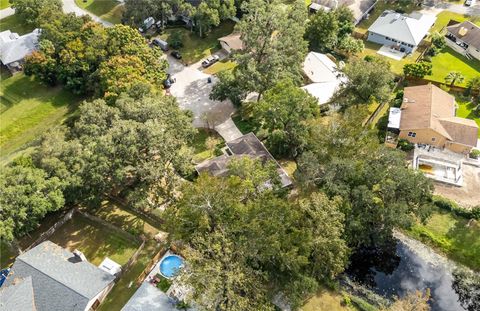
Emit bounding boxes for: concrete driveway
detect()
[167,52,242,142]
[422,0,480,16]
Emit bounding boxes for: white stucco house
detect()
[301,52,346,105]
[367,11,436,53]
[0,28,40,73]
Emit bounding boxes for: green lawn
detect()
[0,73,80,163]
[232,114,258,135]
[406,208,480,271]
[0,0,10,9]
[0,14,35,35]
[74,0,124,24]
[456,99,480,138]
[203,59,236,75]
[357,41,421,75]
[48,213,140,266]
[355,0,417,35]
[424,47,480,87]
[90,200,162,238]
[98,240,164,311]
[191,128,224,163]
[160,21,235,65]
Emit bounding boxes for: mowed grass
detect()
[191,128,224,163]
[75,0,124,24]
[406,208,480,271]
[456,99,480,138]
[98,240,163,311]
[90,200,162,238]
[357,41,421,75]
[160,21,235,65]
[203,59,236,75]
[0,73,80,162]
[0,14,35,35]
[48,213,140,266]
[424,47,480,87]
[0,0,10,9]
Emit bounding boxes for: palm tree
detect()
[445,71,465,87]
[467,77,480,98]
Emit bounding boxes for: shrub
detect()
[156,275,172,292]
[342,293,352,306]
[168,32,184,50]
[431,32,446,50]
[433,196,479,220]
[469,149,480,159]
[397,139,414,151]
[363,55,375,62]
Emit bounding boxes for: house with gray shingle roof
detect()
[0,29,40,73]
[2,241,116,311]
[0,276,36,311]
[446,21,480,61]
[367,10,436,53]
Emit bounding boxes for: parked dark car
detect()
[163,74,175,89]
[171,51,182,59]
[201,55,220,68]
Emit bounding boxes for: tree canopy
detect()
[333,57,395,109]
[165,159,349,309]
[25,18,167,101]
[11,0,62,26]
[251,79,319,158]
[211,0,308,103]
[34,94,195,210]
[0,160,65,242]
[296,111,433,248]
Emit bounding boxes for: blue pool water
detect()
[159,255,184,278]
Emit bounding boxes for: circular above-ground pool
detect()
[159,255,184,279]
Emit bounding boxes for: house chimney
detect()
[73,249,87,262]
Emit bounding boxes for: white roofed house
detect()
[367,11,436,54]
[0,29,40,73]
[301,52,346,105]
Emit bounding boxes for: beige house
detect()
[398,84,478,154]
[218,33,244,54]
[446,21,480,61]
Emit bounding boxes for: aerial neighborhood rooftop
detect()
[0,0,479,311]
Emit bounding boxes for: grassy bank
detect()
[406,208,480,271]
[0,73,80,163]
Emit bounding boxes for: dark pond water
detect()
[347,238,464,311]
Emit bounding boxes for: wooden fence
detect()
[23,209,75,252]
[135,246,168,286]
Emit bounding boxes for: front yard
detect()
[159,21,235,65]
[0,14,35,35]
[191,128,225,163]
[0,73,80,163]
[424,47,480,87]
[74,0,124,24]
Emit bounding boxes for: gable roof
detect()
[400,84,478,147]
[447,21,480,50]
[195,133,292,187]
[218,33,244,51]
[0,277,36,311]
[4,241,115,311]
[368,10,436,46]
[0,29,40,65]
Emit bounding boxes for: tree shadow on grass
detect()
[445,215,480,270]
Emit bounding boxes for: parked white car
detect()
[201,55,220,68]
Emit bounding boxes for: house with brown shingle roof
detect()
[398,84,478,154]
[446,21,480,61]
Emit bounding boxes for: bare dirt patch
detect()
[434,164,480,209]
